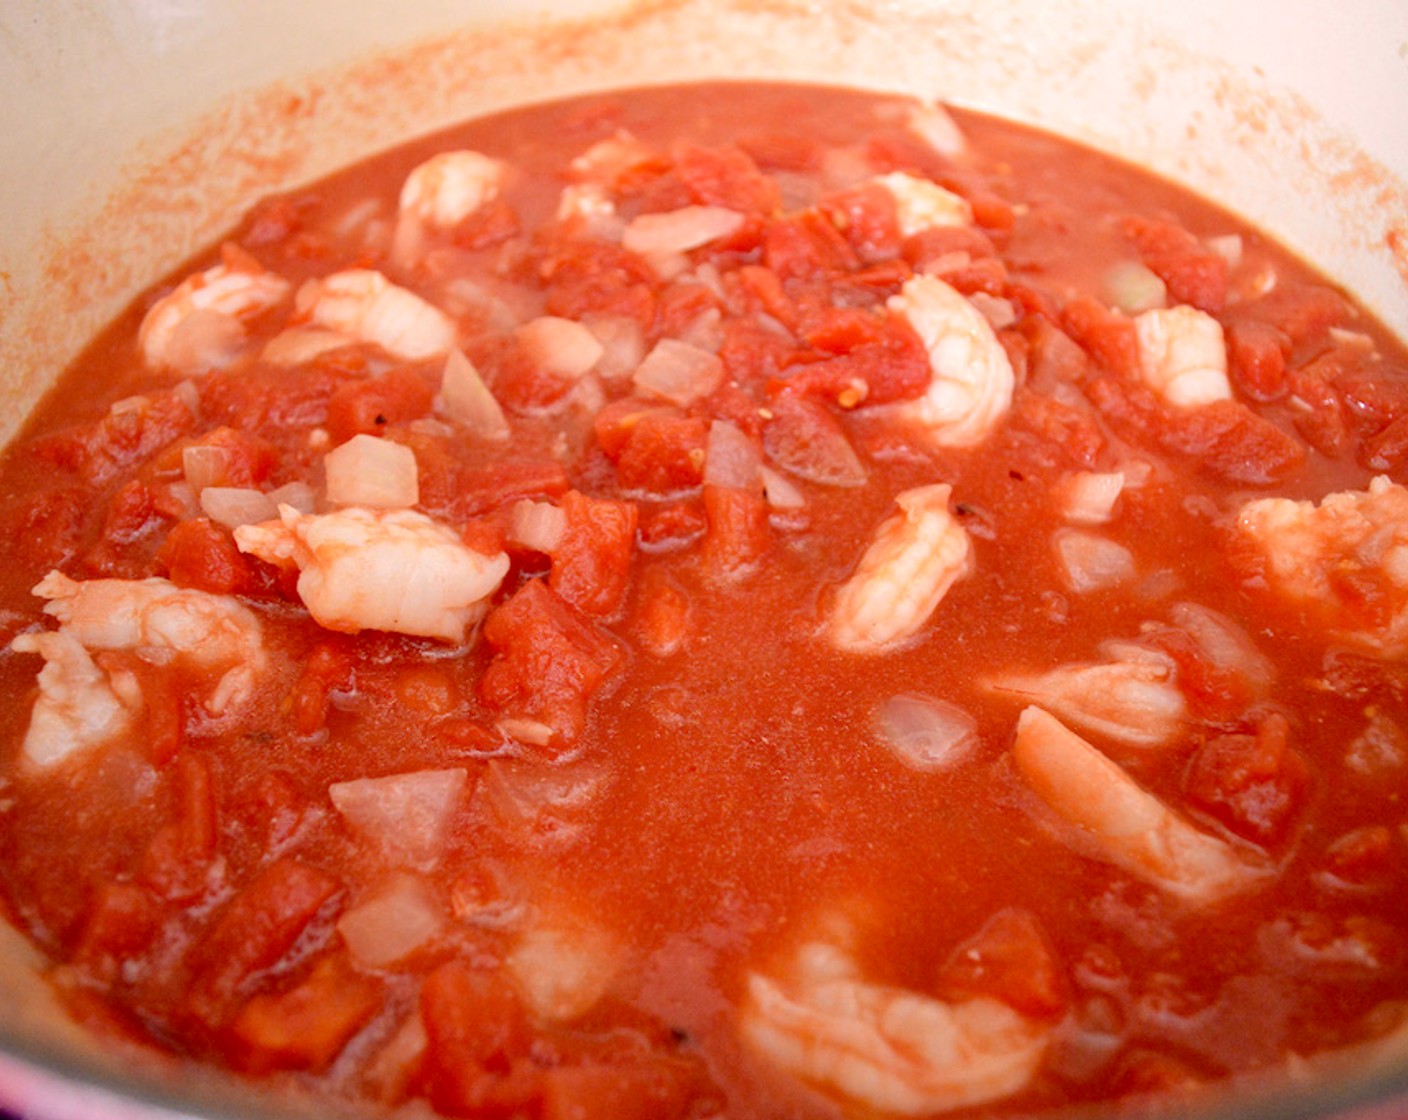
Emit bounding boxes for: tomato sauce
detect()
[1,81,1407,1118]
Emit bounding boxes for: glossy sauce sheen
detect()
[0,82,1406,1118]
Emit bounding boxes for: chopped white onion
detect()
[1059,471,1126,526]
[336,874,445,968]
[582,315,646,382]
[436,348,510,441]
[873,694,979,772]
[508,500,567,554]
[267,480,316,515]
[261,326,353,367]
[1054,529,1137,593]
[507,920,622,1023]
[632,339,724,406]
[516,316,605,379]
[480,756,608,850]
[1103,260,1168,314]
[622,206,745,256]
[172,379,201,419]
[704,420,761,490]
[200,486,277,529]
[329,767,469,868]
[969,293,1017,330]
[760,465,806,510]
[182,444,234,492]
[1169,602,1274,694]
[676,308,725,354]
[1204,234,1243,269]
[324,434,419,510]
[907,100,969,160]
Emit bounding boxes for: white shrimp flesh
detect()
[1012,706,1268,904]
[11,572,267,768]
[743,937,1050,1115]
[1237,476,1408,655]
[872,172,972,237]
[888,275,1014,447]
[831,483,973,654]
[138,258,291,375]
[293,269,457,362]
[988,645,1186,748]
[392,150,507,266]
[234,505,509,643]
[1134,304,1232,408]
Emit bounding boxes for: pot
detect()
[0,2,1406,1118]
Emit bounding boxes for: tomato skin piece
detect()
[1183,715,1307,846]
[1226,321,1290,402]
[158,518,262,596]
[674,142,780,215]
[550,490,639,617]
[702,484,771,577]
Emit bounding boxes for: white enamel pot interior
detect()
[1,2,1407,1118]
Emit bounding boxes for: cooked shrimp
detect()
[11,572,267,768]
[888,275,1014,447]
[9,630,134,769]
[831,483,973,653]
[1012,707,1268,904]
[1237,476,1408,655]
[872,172,972,237]
[989,645,1186,748]
[293,269,456,362]
[1134,304,1232,408]
[234,505,509,643]
[743,937,1050,1115]
[139,258,291,375]
[392,150,507,265]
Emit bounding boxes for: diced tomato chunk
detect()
[229,955,383,1073]
[326,367,435,444]
[819,183,903,263]
[1062,297,1140,380]
[1323,826,1396,886]
[549,490,638,617]
[702,484,771,577]
[785,307,930,406]
[188,859,341,1027]
[613,412,708,495]
[762,396,866,487]
[539,1056,708,1120]
[420,961,537,1117]
[636,501,707,551]
[1242,282,1350,345]
[674,142,779,214]
[83,480,187,577]
[140,752,219,901]
[1121,215,1228,312]
[1011,392,1105,469]
[158,518,262,595]
[634,568,691,657]
[737,131,822,172]
[479,579,623,745]
[71,882,162,982]
[655,282,723,342]
[289,638,358,737]
[540,236,658,333]
[32,392,197,486]
[1183,714,1306,846]
[935,908,1066,1019]
[201,363,347,432]
[1226,321,1290,402]
[764,211,859,281]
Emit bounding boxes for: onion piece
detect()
[507,919,623,1023]
[182,444,234,492]
[907,100,969,160]
[508,500,566,554]
[267,480,316,515]
[704,419,761,490]
[873,694,978,772]
[621,206,745,256]
[436,348,509,441]
[1169,602,1274,695]
[760,465,806,510]
[1059,471,1126,526]
[1103,260,1167,314]
[1204,234,1244,269]
[516,316,605,380]
[1054,529,1137,593]
[337,873,445,969]
[632,339,724,406]
[329,767,469,868]
[200,486,277,529]
[583,314,646,382]
[324,434,419,510]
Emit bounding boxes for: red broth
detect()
[0,81,1406,1118]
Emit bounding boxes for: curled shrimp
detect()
[234,505,509,643]
[872,171,972,237]
[888,275,1014,447]
[392,150,507,266]
[831,483,972,653]
[138,254,290,375]
[10,572,266,768]
[1012,707,1268,904]
[743,935,1050,1115]
[293,269,457,362]
[988,644,1186,748]
[1134,304,1232,407]
[1237,476,1408,655]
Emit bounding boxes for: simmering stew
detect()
[1,82,1407,1118]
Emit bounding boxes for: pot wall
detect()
[0,2,1406,1117]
